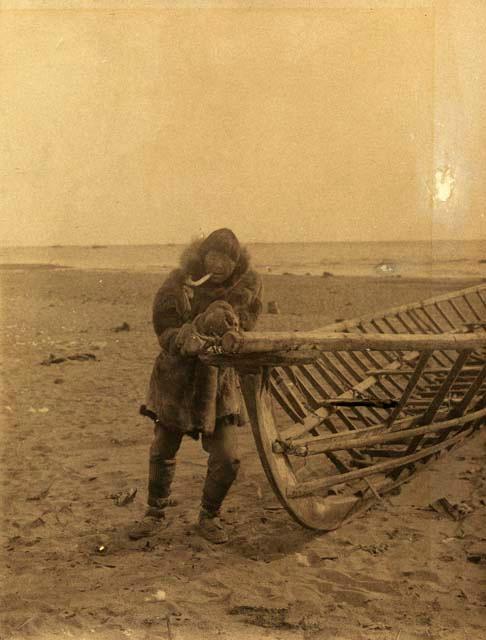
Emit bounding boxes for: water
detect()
[0,240,484,279]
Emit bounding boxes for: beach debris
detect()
[375,261,395,274]
[267,301,280,315]
[358,620,393,632]
[319,553,339,561]
[295,550,324,566]
[357,543,389,555]
[321,271,334,278]
[53,378,64,384]
[112,322,130,332]
[145,590,167,602]
[40,352,96,365]
[466,544,486,564]
[15,615,39,632]
[142,616,162,626]
[90,341,108,350]
[27,481,54,501]
[295,552,311,567]
[96,544,108,554]
[93,560,117,569]
[229,605,289,629]
[229,604,322,631]
[28,407,50,413]
[70,353,97,361]
[439,554,455,563]
[30,517,46,528]
[428,498,473,521]
[110,487,137,506]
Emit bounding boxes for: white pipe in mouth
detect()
[186,273,213,287]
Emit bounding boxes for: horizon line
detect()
[1,238,484,249]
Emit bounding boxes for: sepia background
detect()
[1,0,485,246]
[1,2,485,640]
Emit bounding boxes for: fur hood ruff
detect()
[178,237,251,284]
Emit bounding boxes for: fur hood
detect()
[178,236,251,283]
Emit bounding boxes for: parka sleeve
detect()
[152,278,194,353]
[240,272,264,331]
[152,287,183,351]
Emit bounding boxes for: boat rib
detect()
[201,284,486,530]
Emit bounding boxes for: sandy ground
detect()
[1,267,485,640]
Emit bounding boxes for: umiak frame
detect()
[202,284,486,531]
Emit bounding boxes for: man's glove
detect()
[193,301,239,336]
[173,323,206,356]
[172,302,239,357]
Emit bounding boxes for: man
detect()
[131,228,263,543]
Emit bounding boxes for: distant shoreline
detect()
[0,262,483,286]
[1,239,485,250]
[1,241,483,280]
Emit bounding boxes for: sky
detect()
[1,0,485,246]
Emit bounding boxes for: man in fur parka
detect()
[131,228,263,543]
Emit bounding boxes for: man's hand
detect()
[172,302,239,357]
[193,301,239,336]
[174,323,206,356]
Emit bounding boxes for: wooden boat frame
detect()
[202,284,486,531]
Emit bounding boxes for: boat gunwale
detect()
[315,283,486,333]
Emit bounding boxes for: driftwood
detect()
[220,330,483,358]
[200,283,486,531]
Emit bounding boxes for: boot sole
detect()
[196,525,228,545]
[128,529,157,541]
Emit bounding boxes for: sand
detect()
[1,267,485,640]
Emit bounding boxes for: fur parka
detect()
[144,238,263,435]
